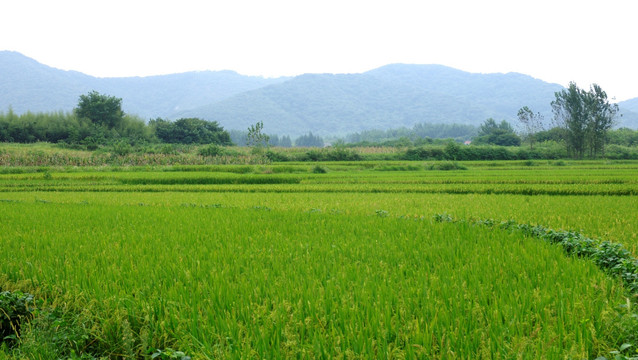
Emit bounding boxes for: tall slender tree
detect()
[517,106,544,149]
[584,84,618,157]
[551,82,618,158]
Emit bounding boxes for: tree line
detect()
[0,91,335,148]
[1,85,636,159]
[0,91,233,148]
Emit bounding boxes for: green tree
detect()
[584,84,619,157]
[552,82,618,158]
[517,106,544,149]
[295,132,324,147]
[474,119,521,146]
[535,127,568,143]
[74,91,124,129]
[607,128,638,147]
[246,121,269,148]
[150,118,232,145]
[280,135,293,148]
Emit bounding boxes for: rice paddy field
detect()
[1,159,638,359]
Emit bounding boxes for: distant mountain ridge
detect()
[620,98,638,113]
[0,51,287,119]
[2,51,637,136]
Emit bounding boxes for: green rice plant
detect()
[1,160,638,357]
[0,201,632,358]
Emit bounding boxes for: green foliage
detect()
[198,144,224,157]
[605,145,638,160]
[0,109,153,147]
[402,143,566,161]
[15,305,95,359]
[299,148,362,162]
[264,150,290,162]
[552,82,619,158]
[151,118,232,145]
[403,146,446,160]
[74,91,124,130]
[311,165,327,173]
[294,132,324,147]
[151,348,191,360]
[246,121,269,148]
[279,135,293,147]
[473,118,521,146]
[264,134,293,148]
[517,106,544,149]
[535,126,568,143]
[427,161,467,170]
[344,122,477,144]
[0,290,35,346]
[110,141,132,156]
[608,128,638,147]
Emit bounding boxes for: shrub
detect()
[325,148,361,161]
[111,141,132,156]
[265,150,290,162]
[198,144,224,157]
[0,290,35,346]
[312,165,327,173]
[428,162,467,171]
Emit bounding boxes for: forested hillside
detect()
[2,51,637,136]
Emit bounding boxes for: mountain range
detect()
[2,50,637,136]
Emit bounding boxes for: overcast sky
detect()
[1,0,636,100]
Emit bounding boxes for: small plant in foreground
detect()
[151,348,191,360]
[0,290,35,346]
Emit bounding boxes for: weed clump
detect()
[312,165,327,173]
[427,162,467,170]
[0,290,35,346]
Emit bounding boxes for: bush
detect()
[605,145,638,160]
[160,144,178,155]
[427,162,467,171]
[265,150,290,162]
[198,144,224,157]
[312,165,327,173]
[111,141,132,156]
[0,290,35,346]
[325,148,361,161]
[403,147,445,161]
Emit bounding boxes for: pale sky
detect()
[1,0,636,100]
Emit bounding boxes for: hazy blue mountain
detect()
[180,64,566,136]
[0,51,98,114]
[2,51,636,135]
[617,98,638,128]
[183,64,638,135]
[0,51,286,119]
[620,98,638,113]
[178,72,491,136]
